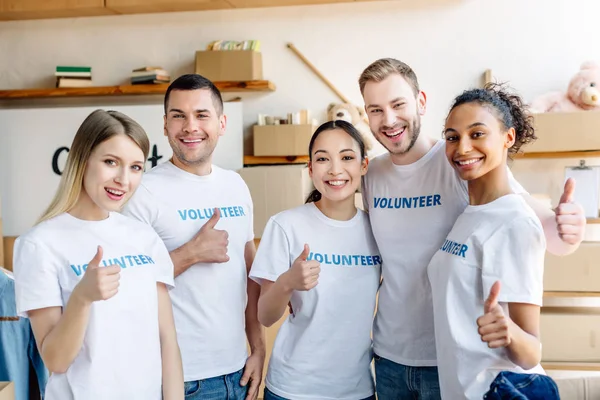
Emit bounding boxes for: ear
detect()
[505,127,516,149]
[308,160,313,177]
[361,156,369,176]
[163,114,168,137]
[418,91,427,116]
[219,114,227,137]
[327,103,337,113]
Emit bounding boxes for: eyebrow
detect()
[314,148,356,154]
[366,97,405,109]
[444,122,488,135]
[104,153,145,164]
[168,108,211,114]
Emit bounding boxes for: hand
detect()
[73,246,121,304]
[240,350,265,400]
[477,281,511,348]
[281,244,320,291]
[187,208,230,264]
[555,178,586,245]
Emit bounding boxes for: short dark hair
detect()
[447,82,537,157]
[305,120,367,203]
[164,74,224,116]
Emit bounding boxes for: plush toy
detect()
[326,103,387,158]
[530,61,600,113]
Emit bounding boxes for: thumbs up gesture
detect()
[73,246,121,304]
[282,244,321,291]
[187,208,230,264]
[477,281,511,348]
[555,178,586,245]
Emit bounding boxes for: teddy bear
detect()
[529,61,600,113]
[327,102,387,158]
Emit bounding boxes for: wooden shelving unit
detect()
[544,291,600,298]
[243,155,309,166]
[0,81,276,100]
[542,362,600,371]
[514,150,600,159]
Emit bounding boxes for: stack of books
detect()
[206,40,261,51]
[55,66,93,88]
[130,67,170,85]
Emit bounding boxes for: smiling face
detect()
[444,103,515,181]
[309,127,368,203]
[362,73,426,156]
[78,134,145,217]
[164,88,226,170]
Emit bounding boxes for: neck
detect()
[315,195,357,221]
[390,135,437,166]
[172,156,212,176]
[467,164,513,206]
[68,193,109,221]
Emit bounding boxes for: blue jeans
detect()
[483,371,560,400]
[374,354,441,400]
[264,387,375,400]
[184,368,248,400]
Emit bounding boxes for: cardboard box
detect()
[253,124,315,156]
[544,243,600,292]
[0,382,14,400]
[239,165,313,237]
[526,111,600,153]
[0,219,3,269]
[541,310,600,362]
[195,50,263,81]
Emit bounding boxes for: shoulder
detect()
[269,203,313,228]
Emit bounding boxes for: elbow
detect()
[257,310,274,328]
[44,358,70,375]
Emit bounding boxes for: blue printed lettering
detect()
[440,239,468,258]
[178,210,187,220]
[69,253,156,277]
[372,195,442,209]
[302,251,382,267]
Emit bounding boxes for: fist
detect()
[75,246,121,304]
[477,281,511,348]
[284,244,320,291]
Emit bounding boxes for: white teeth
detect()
[383,126,405,138]
[327,180,346,186]
[457,159,480,166]
[182,138,203,143]
[106,188,124,196]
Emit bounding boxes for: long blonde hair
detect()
[37,109,150,224]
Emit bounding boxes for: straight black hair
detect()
[164,73,224,116]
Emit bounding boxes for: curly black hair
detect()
[447,82,537,156]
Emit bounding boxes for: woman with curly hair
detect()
[427,83,558,399]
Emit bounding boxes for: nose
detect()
[328,158,343,176]
[383,109,396,128]
[457,137,472,155]
[183,116,198,133]
[114,166,130,187]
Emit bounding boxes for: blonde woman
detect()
[13,110,184,400]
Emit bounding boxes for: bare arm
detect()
[29,246,120,374]
[258,244,320,327]
[506,303,542,370]
[157,282,184,399]
[478,282,541,370]
[240,240,266,400]
[170,209,230,277]
[29,298,91,374]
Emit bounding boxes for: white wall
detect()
[2,0,600,236]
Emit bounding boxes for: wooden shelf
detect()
[514,150,600,159]
[544,291,600,298]
[588,218,600,224]
[542,362,600,371]
[0,81,276,100]
[244,155,309,166]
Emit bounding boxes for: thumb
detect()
[203,208,221,230]
[484,281,501,313]
[297,244,310,261]
[239,367,251,386]
[558,177,576,205]
[87,245,103,270]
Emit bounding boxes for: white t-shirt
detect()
[362,139,527,366]
[13,212,174,400]
[427,194,545,399]
[122,161,254,381]
[249,203,381,400]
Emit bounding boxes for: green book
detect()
[56,66,92,73]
